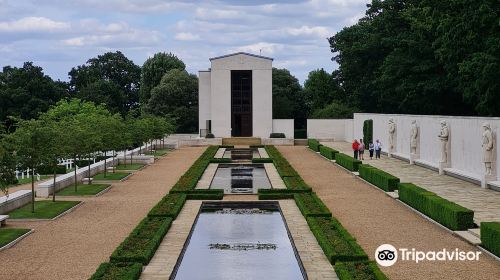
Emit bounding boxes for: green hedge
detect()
[335,261,388,280]
[270,132,286,138]
[308,139,322,152]
[250,145,265,148]
[258,189,295,200]
[148,194,187,218]
[283,176,312,192]
[37,165,67,175]
[264,145,299,177]
[335,153,362,172]
[481,222,500,257]
[170,146,218,193]
[398,183,474,230]
[319,146,339,160]
[307,217,368,264]
[363,119,373,147]
[110,217,172,264]
[209,158,232,163]
[359,164,399,192]
[252,158,273,163]
[89,262,143,280]
[294,193,332,218]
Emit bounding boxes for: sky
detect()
[0,0,370,83]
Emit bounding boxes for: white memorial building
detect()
[198,52,273,138]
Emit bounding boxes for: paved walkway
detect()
[278,146,500,280]
[0,147,205,280]
[322,141,500,224]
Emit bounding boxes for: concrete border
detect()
[0,229,34,252]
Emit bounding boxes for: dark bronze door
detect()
[231,70,252,137]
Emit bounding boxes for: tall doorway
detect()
[231,70,252,137]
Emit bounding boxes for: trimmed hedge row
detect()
[319,145,339,160]
[185,189,224,200]
[148,194,187,218]
[270,132,286,138]
[265,145,299,177]
[480,222,500,257]
[89,262,143,280]
[335,153,362,172]
[250,145,265,148]
[398,183,474,230]
[110,217,172,264]
[283,176,312,192]
[335,261,388,280]
[359,164,400,192]
[258,189,295,200]
[252,158,273,163]
[170,146,219,193]
[294,193,332,218]
[307,217,368,264]
[209,158,232,163]
[308,139,322,152]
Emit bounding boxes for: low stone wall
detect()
[118,155,154,165]
[261,138,294,146]
[179,138,222,146]
[0,190,32,214]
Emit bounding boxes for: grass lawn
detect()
[57,184,110,196]
[15,175,51,185]
[93,172,131,181]
[8,200,81,219]
[0,228,31,247]
[114,163,145,170]
[145,149,170,157]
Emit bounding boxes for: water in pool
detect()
[210,164,272,194]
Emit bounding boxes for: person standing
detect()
[352,139,360,160]
[369,142,374,159]
[374,139,382,159]
[359,139,365,160]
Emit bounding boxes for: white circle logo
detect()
[375,244,398,267]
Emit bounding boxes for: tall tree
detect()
[0,140,17,197]
[140,52,185,104]
[69,51,140,115]
[272,68,308,128]
[303,69,344,113]
[145,69,198,133]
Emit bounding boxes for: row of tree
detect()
[0,99,174,212]
[329,0,499,116]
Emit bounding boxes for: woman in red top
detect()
[352,139,360,160]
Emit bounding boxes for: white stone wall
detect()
[307,119,353,141]
[252,68,273,138]
[198,71,211,133]
[272,119,294,138]
[210,68,231,137]
[353,113,500,181]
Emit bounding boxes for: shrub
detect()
[363,119,373,146]
[185,189,224,200]
[319,146,339,160]
[110,217,172,264]
[270,132,286,138]
[307,139,322,152]
[283,176,312,192]
[335,153,362,171]
[169,146,218,193]
[148,194,187,218]
[209,158,232,163]
[294,193,332,218]
[37,165,67,175]
[89,262,143,280]
[335,261,388,280]
[359,165,400,192]
[205,133,214,138]
[258,189,295,200]
[398,183,474,230]
[307,217,368,264]
[481,222,500,257]
[252,158,273,163]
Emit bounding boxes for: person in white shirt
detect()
[374,139,382,159]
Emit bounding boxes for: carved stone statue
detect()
[388,118,396,151]
[482,122,494,175]
[410,120,418,155]
[438,120,449,163]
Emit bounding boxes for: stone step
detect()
[222,137,261,146]
[468,228,480,238]
[454,230,481,245]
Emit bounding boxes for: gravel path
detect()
[0,146,205,280]
[278,146,500,280]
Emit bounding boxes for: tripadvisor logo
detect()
[375,244,481,267]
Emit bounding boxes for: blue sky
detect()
[0,0,370,83]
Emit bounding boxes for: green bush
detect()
[283,176,312,192]
[270,132,286,138]
[170,146,218,193]
[219,145,234,149]
[37,165,67,175]
[398,183,474,230]
[335,261,388,280]
[110,217,172,264]
[148,194,187,218]
[319,145,339,160]
[307,217,368,264]
[363,119,373,146]
[89,262,143,280]
[335,153,362,171]
[264,146,299,177]
[294,193,332,218]
[205,133,214,138]
[252,158,273,163]
[258,189,295,200]
[250,145,265,148]
[481,222,500,257]
[307,139,322,152]
[359,165,400,192]
[209,158,232,163]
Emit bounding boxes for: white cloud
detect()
[0,17,69,32]
[286,26,331,38]
[174,32,200,41]
[232,42,284,56]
